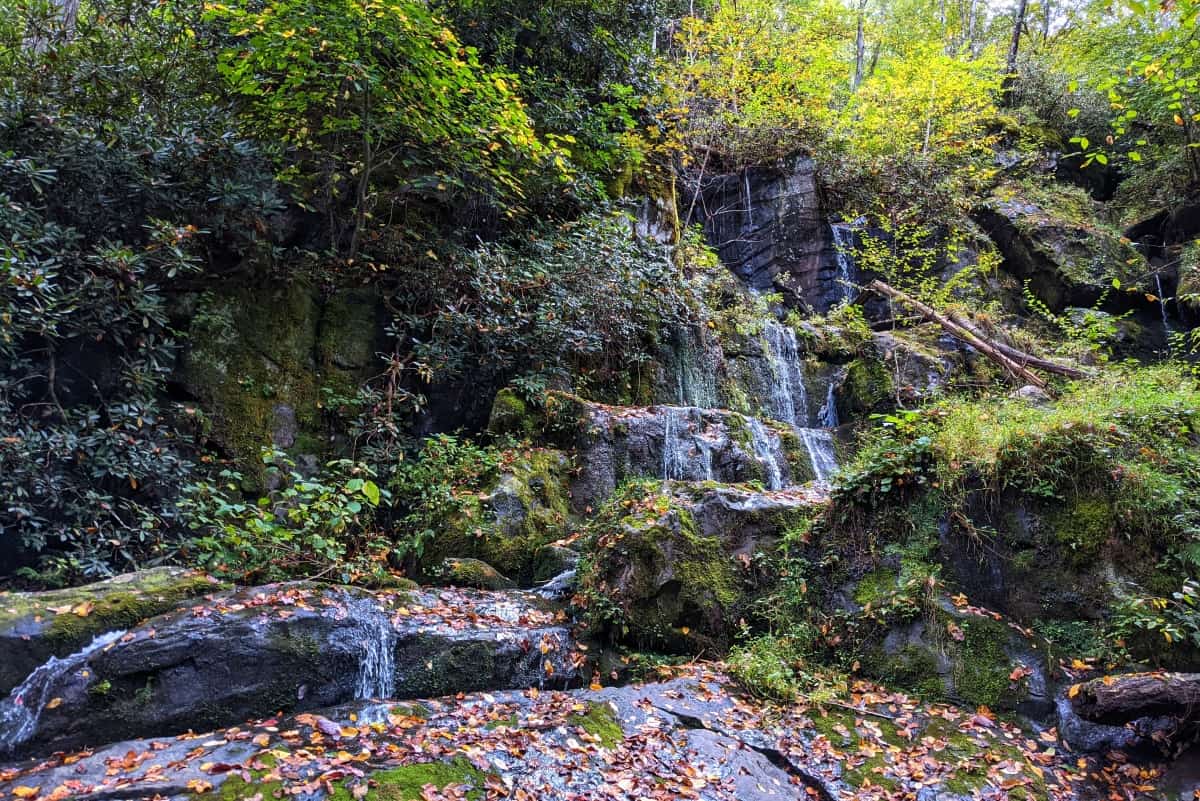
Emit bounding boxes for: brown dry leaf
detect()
[185,780,213,794]
[72,601,94,617]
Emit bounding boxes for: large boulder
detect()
[973,180,1147,311]
[0,584,579,756]
[0,568,226,696]
[578,482,823,652]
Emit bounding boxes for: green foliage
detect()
[388,435,500,561]
[204,0,568,251]
[180,450,390,583]
[392,209,697,396]
[1112,579,1200,661]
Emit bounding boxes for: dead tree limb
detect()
[1071,672,1200,726]
[867,280,1049,390]
[946,312,1094,380]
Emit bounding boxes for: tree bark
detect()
[946,312,1093,379]
[1002,0,1029,104]
[867,280,1049,390]
[851,0,867,92]
[1070,672,1200,726]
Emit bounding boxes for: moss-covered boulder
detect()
[418,448,573,585]
[433,558,516,590]
[578,481,821,652]
[0,568,226,695]
[973,180,1147,310]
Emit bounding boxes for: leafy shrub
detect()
[1112,579,1200,663]
[389,435,501,561]
[391,209,699,398]
[180,450,390,583]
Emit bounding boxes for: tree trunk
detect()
[1002,0,1029,104]
[851,0,867,92]
[946,312,1093,379]
[25,0,80,52]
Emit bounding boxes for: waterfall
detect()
[830,222,858,305]
[661,407,714,483]
[798,428,838,484]
[0,630,126,752]
[534,569,578,600]
[818,382,839,429]
[744,171,754,227]
[1155,273,1173,333]
[746,418,784,490]
[761,320,810,427]
[350,598,396,700]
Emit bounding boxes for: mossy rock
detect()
[564,701,624,749]
[487,388,536,439]
[420,448,573,584]
[578,484,742,652]
[358,758,488,800]
[837,356,893,420]
[433,558,516,591]
[0,568,226,694]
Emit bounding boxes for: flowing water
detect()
[0,629,126,752]
[830,222,858,305]
[350,598,396,700]
[661,407,714,483]
[746,418,785,490]
[761,320,810,427]
[799,428,838,484]
[1155,273,1173,333]
[760,319,840,484]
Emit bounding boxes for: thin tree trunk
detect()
[1002,0,1029,104]
[868,280,1051,390]
[25,0,80,51]
[947,312,1093,379]
[851,0,867,91]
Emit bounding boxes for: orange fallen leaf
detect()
[45,697,62,710]
[12,787,40,799]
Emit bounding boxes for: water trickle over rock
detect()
[0,630,126,753]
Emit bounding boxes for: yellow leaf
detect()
[1067,683,1080,699]
[72,601,94,617]
[186,779,213,794]
[45,697,62,710]
[13,787,40,799]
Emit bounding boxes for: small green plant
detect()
[1112,579,1200,656]
[180,450,390,583]
[389,435,500,561]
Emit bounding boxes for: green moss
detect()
[565,702,623,749]
[840,357,893,418]
[0,569,225,649]
[840,754,899,790]
[952,616,1014,708]
[487,388,535,438]
[424,448,572,583]
[853,569,898,607]
[364,758,487,800]
[876,644,944,699]
[1050,496,1113,564]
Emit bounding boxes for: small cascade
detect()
[745,418,784,490]
[534,568,578,600]
[661,407,714,483]
[0,630,126,752]
[1155,273,1173,333]
[761,320,810,427]
[798,428,838,484]
[830,222,859,305]
[350,598,396,700]
[744,171,754,227]
[818,381,839,429]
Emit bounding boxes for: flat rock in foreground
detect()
[4,667,1176,801]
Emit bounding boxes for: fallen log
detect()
[866,280,1049,390]
[1071,672,1200,726]
[946,312,1094,380]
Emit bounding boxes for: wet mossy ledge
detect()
[0,568,227,694]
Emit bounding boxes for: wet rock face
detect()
[690,156,844,312]
[0,584,579,757]
[568,403,801,514]
[0,668,1094,801]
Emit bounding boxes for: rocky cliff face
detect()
[689,156,849,312]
